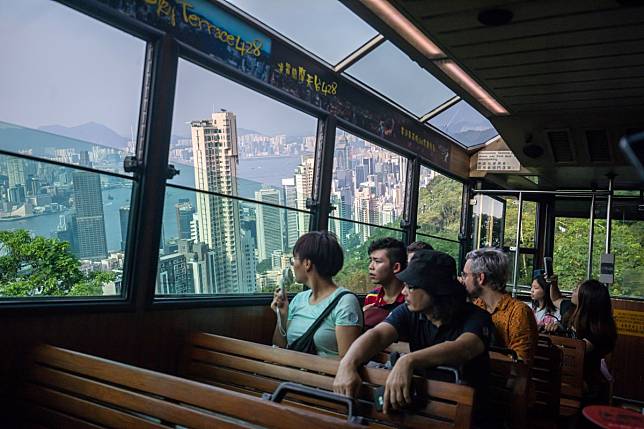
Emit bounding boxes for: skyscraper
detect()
[119,206,130,251]
[294,157,314,236]
[281,177,298,249]
[191,111,250,293]
[72,171,108,260]
[255,187,283,262]
[175,199,194,240]
[7,158,26,188]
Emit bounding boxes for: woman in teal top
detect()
[271,231,363,358]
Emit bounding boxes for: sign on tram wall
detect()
[97,0,451,168]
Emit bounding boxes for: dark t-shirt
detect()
[383,302,494,426]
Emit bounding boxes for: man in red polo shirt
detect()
[363,237,407,330]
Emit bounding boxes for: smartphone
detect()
[543,257,553,279]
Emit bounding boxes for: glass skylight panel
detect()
[224,0,378,65]
[428,101,499,147]
[345,41,455,116]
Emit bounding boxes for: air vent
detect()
[585,129,611,162]
[546,130,575,163]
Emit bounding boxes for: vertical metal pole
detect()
[605,176,614,253]
[401,158,420,246]
[586,192,596,279]
[512,192,524,297]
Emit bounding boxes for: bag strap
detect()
[295,290,353,345]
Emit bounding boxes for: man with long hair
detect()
[334,249,494,426]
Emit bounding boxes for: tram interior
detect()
[0,0,642,427]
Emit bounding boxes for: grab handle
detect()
[262,382,366,425]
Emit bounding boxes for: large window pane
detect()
[330,130,407,230]
[416,233,460,262]
[170,59,317,209]
[427,101,499,148]
[225,0,378,65]
[417,165,463,241]
[472,195,505,248]
[331,218,404,293]
[157,186,309,296]
[0,0,145,174]
[346,41,455,116]
[0,154,130,298]
[503,198,536,248]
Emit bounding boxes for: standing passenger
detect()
[363,238,407,330]
[463,248,538,365]
[271,231,363,358]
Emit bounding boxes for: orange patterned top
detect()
[474,293,538,366]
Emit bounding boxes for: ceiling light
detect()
[434,60,509,115]
[360,0,445,59]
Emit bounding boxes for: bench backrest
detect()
[17,344,363,429]
[530,336,563,420]
[489,351,530,429]
[181,333,474,429]
[548,335,585,400]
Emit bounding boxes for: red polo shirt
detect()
[363,286,405,329]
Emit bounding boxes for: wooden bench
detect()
[489,349,530,429]
[528,336,563,429]
[548,335,586,417]
[15,344,364,428]
[181,333,475,429]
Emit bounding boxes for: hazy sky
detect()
[0,0,492,142]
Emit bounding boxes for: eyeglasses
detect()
[289,256,300,266]
[459,271,474,278]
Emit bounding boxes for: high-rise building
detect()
[294,157,314,236]
[255,187,283,262]
[175,199,194,240]
[157,252,190,294]
[72,171,108,260]
[119,206,130,251]
[7,158,26,188]
[281,177,298,249]
[191,111,250,293]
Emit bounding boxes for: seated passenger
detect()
[333,250,494,427]
[463,248,538,365]
[531,274,560,328]
[557,280,616,405]
[543,273,576,333]
[363,237,407,330]
[406,240,433,263]
[271,231,363,358]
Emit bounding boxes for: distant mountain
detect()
[38,122,129,150]
[238,127,264,136]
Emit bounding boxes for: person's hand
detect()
[383,354,413,414]
[271,287,288,316]
[333,362,362,398]
[363,303,376,312]
[543,321,561,333]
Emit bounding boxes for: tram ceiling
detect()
[348,0,644,190]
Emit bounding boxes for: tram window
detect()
[157,186,309,296]
[503,199,537,249]
[471,195,505,249]
[416,165,463,260]
[0,0,145,301]
[328,129,407,293]
[554,216,643,299]
[158,59,317,296]
[225,0,378,66]
[0,0,145,174]
[0,154,130,299]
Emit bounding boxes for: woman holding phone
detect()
[271,231,363,358]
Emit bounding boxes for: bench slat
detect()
[28,365,243,429]
[22,384,167,429]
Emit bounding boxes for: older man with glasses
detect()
[462,248,538,366]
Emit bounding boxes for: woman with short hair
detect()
[271,231,363,358]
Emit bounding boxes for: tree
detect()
[0,229,114,297]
